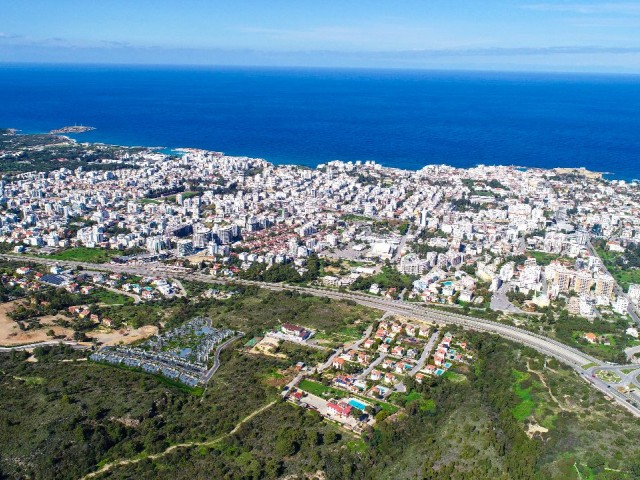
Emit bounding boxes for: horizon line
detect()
[2,60,640,78]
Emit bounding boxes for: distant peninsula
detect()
[49,125,95,134]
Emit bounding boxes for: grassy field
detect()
[137,198,160,205]
[164,191,200,203]
[314,325,364,346]
[298,379,347,398]
[298,379,399,413]
[443,371,468,384]
[526,250,573,266]
[46,247,117,263]
[203,289,379,339]
[511,370,535,421]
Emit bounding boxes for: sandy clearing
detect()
[0,301,157,348]
[0,300,74,346]
[526,422,549,438]
[90,325,158,346]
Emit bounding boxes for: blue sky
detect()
[2,1,640,72]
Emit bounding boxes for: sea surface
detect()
[1,64,639,180]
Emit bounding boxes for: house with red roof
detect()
[332,357,346,370]
[327,400,353,417]
[391,345,404,357]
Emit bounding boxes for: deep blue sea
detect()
[1,64,639,180]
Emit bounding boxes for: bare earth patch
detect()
[526,422,549,439]
[0,301,157,347]
[90,325,159,346]
[0,300,74,346]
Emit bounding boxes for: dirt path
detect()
[526,360,562,408]
[80,400,277,479]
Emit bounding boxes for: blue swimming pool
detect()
[349,399,367,410]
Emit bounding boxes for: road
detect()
[358,353,387,380]
[392,231,410,262]
[202,333,244,383]
[586,364,640,390]
[408,331,439,377]
[318,323,374,373]
[490,283,527,314]
[0,253,603,367]
[390,331,439,396]
[0,340,89,352]
[3,253,640,416]
[103,286,141,304]
[625,345,640,363]
[282,372,304,397]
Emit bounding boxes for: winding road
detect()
[2,253,640,416]
[202,333,244,383]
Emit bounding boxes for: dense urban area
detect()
[1,128,640,479]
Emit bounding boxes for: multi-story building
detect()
[572,271,593,296]
[176,239,194,257]
[595,273,615,300]
[628,284,640,305]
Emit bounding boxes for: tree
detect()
[73,330,87,342]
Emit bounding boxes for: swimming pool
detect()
[348,399,367,410]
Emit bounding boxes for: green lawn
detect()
[298,379,399,413]
[137,198,160,205]
[527,251,572,266]
[443,371,467,383]
[298,379,346,398]
[91,288,134,305]
[165,191,200,203]
[46,247,117,263]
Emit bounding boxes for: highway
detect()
[3,253,640,416]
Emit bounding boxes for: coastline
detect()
[4,127,633,182]
[2,127,640,182]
